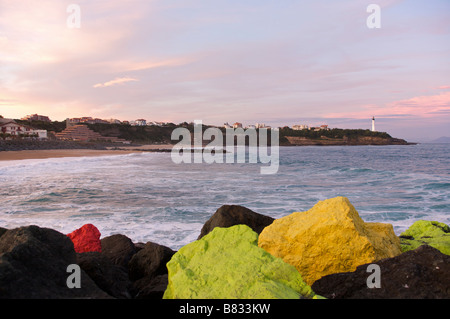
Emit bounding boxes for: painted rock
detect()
[67,224,102,253]
[400,220,450,255]
[258,197,402,285]
[163,225,320,299]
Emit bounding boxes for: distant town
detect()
[0,113,345,141]
[0,113,395,148]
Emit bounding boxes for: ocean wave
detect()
[1,144,449,249]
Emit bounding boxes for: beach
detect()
[0,144,174,161]
[0,149,141,161]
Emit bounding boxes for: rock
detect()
[77,252,132,299]
[132,274,168,299]
[312,245,450,299]
[101,234,136,269]
[0,227,7,238]
[198,205,274,239]
[400,220,450,255]
[0,225,110,298]
[128,241,175,281]
[67,224,102,253]
[164,225,320,299]
[258,197,402,285]
[128,241,175,299]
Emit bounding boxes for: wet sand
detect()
[0,145,179,161]
[0,149,143,161]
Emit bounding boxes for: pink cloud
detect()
[388,91,450,117]
[324,91,450,119]
[93,77,139,88]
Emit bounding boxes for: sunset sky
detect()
[0,0,449,141]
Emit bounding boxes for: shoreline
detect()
[0,144,176,161]
[0,142,420,162]
[0,149,142,161]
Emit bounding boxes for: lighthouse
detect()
[371,116,376,132]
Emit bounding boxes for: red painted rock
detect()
[67,224,102,253]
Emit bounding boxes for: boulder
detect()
[101,234,137,269]
[77,252,132,299]
[128,241,175,281]
[198,205,274,239]
[400,220,450,255]
[258,197,402,285]
[128,241,175,298]
[132,274,168,299]
[0,225,110,298]
[164,225,320,299]
[0,227,7,238]
[67,224,102,253]
[312,245,450,299]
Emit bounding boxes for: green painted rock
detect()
[163,225,320,299]
[400,220,450,255]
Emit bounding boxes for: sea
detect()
[0,143,449,250]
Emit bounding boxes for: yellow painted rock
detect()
[258,197,401,285]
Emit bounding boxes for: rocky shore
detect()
[0,197,448,299]
[282,136,415,146]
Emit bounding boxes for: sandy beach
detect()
[0,149,145,161]
[0,145,177,161]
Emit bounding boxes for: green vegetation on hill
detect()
[15,119,396,145]
[87,123,178,144]
[279,127,392,139]
[15,120,67,133]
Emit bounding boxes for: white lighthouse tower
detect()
[371,116,376,132]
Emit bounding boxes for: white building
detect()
[134,119,147,126]
[34,130,48,139]
[292,124,309,130]
[0,119,47,139]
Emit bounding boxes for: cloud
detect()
[93,77,139,88]
[323,91,450,120]
[388,91,450,117]
[437,85,450,90]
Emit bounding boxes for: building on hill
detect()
[67,117,109,125]
[134,119,147,126]
[21,114,51,122]
[55,124,130,144]
[0,118,47,139]
[292,124,309,130]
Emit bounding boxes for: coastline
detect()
[0,144,176,161]
[0,149,142,161]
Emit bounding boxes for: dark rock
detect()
[134,242,146,252]
[312,245,450,299]
[100,234,136,269]
[132,274,168,299]
[128,241,174,299]
[0,227,7,238]
[128,241,175,281]
[77,252,132,299]
[198,205,274,239]
[0,225,110,298]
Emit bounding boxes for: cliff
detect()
[282,135,413,146]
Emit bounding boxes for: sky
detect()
[0,0,449,141]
